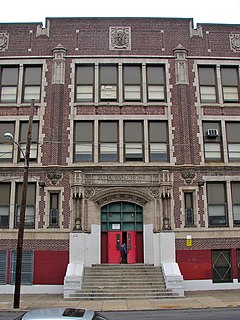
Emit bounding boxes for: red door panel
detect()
[136,232,144,263]
[127,231,136,264]
[108,232,122,264]
[101,232,108,264]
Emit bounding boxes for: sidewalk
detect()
[1,290,240,312]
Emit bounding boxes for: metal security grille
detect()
[10,251,33,285]
[212,250,232,283]
[0,250,7,284]
[237,250,240,281]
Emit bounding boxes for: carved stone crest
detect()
[229,34,240,52]
[0,33,9,51]
[47,171,62,185]
[110,27,131,50]
[181,171,196,184]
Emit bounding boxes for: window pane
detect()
[76,65,94,84]
[20,143,38,159]
[100,143,118,161]
[75,122,93,142]
[124,85,141,100]
[124,66,141,84]
[125,143,143,161]
[15,205,35,227]
[100,85,117,100]
[150,143,167,161]
[24,67,42,85]
[76,85,93,101]
[204,143,221,161]
[221,68,238,85]
[100,122,118,142]
[75,143,92,161]
[100,65,117,83]
[223,87,239,102]
[24,86,41,102]
[200,86,216,102]
[1,67,18,85]
[125,122,143,142]
[148,85,164,100]
[228,144,240,161]
[1,87,17,102]
[149,121,167,142]
[233,205,240,223]
[147,66,164,84]
[199,67,216,85]
[0,122,15,142]
[0,144,13,161]
[16,183,35,205]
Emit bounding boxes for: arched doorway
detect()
[101,201,143,264]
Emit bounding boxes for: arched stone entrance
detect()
[100,201,144,264]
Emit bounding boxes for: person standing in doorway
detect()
[121,242,127,264]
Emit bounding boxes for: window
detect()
[124,121,143,161]
[0,122,15,162]
[199,67,217,103]
[99,121,118,161]
[207,182,227,226]
[74,121,94,162]
[76,65,94,102]
[0,183,10,228]
[10,251,33,284]
[49,192,59,227]
[203,122,222,162]
[19,121,39,161]
[15,183,36,228]
[226,122,240,162]
[221,67,239,102]
[0,251,7,284]
[212,250,232,283]
[184,192,194,226]
[23,66,42,103]
[99,65,117,101]
[231,182,240,226]
[147,65,165,101]
[0,66,18,103]
[123,65,141,101]
[149,121,168,161]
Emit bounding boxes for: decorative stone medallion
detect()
[0,33,9,51]
[109,27,131,50]
[229,34,240,52]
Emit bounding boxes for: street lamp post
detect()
[4,99,35,309]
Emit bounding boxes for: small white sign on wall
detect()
[112,224,120,230]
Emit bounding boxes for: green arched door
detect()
[101,202,143,264]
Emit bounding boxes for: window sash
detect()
[75,143,93,162]
[223,86,239,102]
[124,85,141,101]
[149,143,168,161]
[15,205,35,228]
[100,85,117,100]
[0,251,7,284]
[76,85,93,102]
[0,144,13,161]
[20,143,38,160]
[148,85,165,101]
[1,86,17,103]
[204,143,221,161]
[233,204,240,223]
[0,205,9,227]
[100,143,118,161]
[200,86,217,102]
[23,86,40,102]
[228,144,240,161]
[208,204,227,226]
[125,143,143,161]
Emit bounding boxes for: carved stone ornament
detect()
[0,33,9,51]
[229,34,240,52]
[110,27,131,50]
[47,171,62,185]
[181,171,196,184]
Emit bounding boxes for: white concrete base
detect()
[184,278,240,291]
[63,263,84,298]
[162,262,184,297]
[0,285,63,295]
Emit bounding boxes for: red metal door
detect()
[108,232,122,264]
[127,231,137,264]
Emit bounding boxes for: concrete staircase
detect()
[68,264,179,300]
